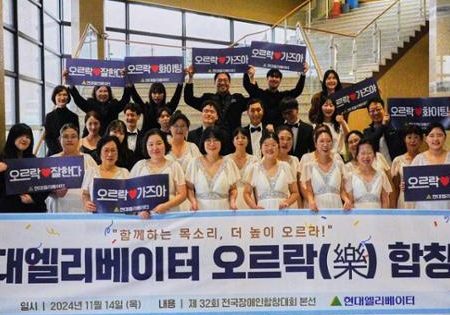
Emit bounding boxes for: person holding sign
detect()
[81,136,129,212]
[309,70,343,123]
[130,129,186,218]
[411,123,450,210]
[244,65,308,128]
[301,128,352,211]
[46,124,98,213]
[391,124,423,209]
[243,131,299,210]
[347,139,392,209]
[63,70,131,136]
[44,85,79,156]
[0,124,48,213]
[129,82,183,133]
[104,120,137,171]
[186,126,240,211]
[184,67,248,137]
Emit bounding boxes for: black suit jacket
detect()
[243,124,265,155]
[290,121,315,160]
[187,126,233,155]
[363,122,406,161]
[44,107,80,156]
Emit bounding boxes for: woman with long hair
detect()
[309,69,343,123]
[104,120,137,170]
[80,111,102,163]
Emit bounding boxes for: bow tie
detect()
[127,131,138,136]
[250,126,262,133]
[287,123,299,128]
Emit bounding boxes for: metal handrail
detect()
[73,23,105,58]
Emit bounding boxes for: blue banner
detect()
[331,77,380,114]
[404,165,450,201]
[93,174,169,213]
[4,156,84,195]
[192,47,250,73]
[65,58,125,87]
[124,56,184,84]
[249,41,306,72]
[388,97,450,130]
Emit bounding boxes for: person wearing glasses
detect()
[363,97,405,165]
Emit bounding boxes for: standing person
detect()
[44,85,79,156]
[63,70,131,136]
[129,82,183,133]
[81,136,129,212]
[186,126,240,211]
[80,111,102,163]
[243,131,299,210]
[348,139,392,209]
[243,99,265,159]
[226,127,258,209]
[0,124,48,213]
[391,124,423,209]
[279,97,315,160]
[363,97,406,165]
[309,69,343,123]
[184,66,248,136]
[130,129,187,218]
[46,124,97,213]
[312,96,349,155]
[156,107,172,141]
[301,128,351,211]
[243,65,308,128]
[123,103,143,159]
[411,123,449,210]
[104,120,137,171]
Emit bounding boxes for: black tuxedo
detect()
[289,121,315,159]
[187,126,233,155]
[243,124,265,155]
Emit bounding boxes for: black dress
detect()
[44,107,80,156]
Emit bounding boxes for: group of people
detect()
[0,66,448,215]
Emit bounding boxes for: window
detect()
[186,13,230,41]
[129,34,182,57]
[105,1,125,29]
[234,21,271,45]
[129,4,182,36]
[18,1,40,40]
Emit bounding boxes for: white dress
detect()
[344,152,390,174]
[282,155,300,209]
[225,153,258,209]
[391,154,414,209]
[313,122,345,155]
[81,166,130,202]
[46,153,98,213]
[186,157,240,210]
[349,169,392,209]
[166,142,201,211]
[411,152,450,210]
[301,159,347,209]
[130,159,186,212]
[244,160,295,210]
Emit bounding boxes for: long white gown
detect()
[344,152,390,174]
[282,155,300,209]
[391,154,414,209]
[244,160,295,210]
[301,159,347,209]
[411,152,450,210]
[348,169,392,209]
[46,153,98,213]
[186,157,240,210]
[130,159,186,212]
[166,141,201,211]
[225,153,258,209]
[313,122,345,154]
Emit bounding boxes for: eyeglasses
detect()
[368,107,383,115]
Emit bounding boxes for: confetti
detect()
[353,220,360,226]
[444,216,449,223]
[360,235,372,246]
[112,239,117,244]
[434,221,438,227]
[321,216,327,220]
[25,224,32,230]
[104,220,114,236]
[46,227,60,236]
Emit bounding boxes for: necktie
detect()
[250,126,262,133]
[287,123,299,128]
[127,131,138,136]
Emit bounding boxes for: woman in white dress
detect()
[301,128,352,211]
[81,136,129,212]
[276,126,301,208]
[186,126,240,210]
[244,131,299,210]
[411,123,450,210]
[47,124,98,213]
[348,139,392,209]
[166,111,200,211]
[312,96,349,155]
[391,125,423,209]
[226,127,258,209]
[130,129,186,218]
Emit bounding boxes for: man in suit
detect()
[123,103,144,160]
[243,99,265,159]
[279,97,314,160]
[184,66,248,136]
[363,97,405,164]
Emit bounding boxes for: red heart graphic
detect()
[414,107,423,117]
[349,92,357,101]
[128,188,138,200]
[92,67,102,76]
[150,64,159,73]
[273,52,282,60]
[40,168,52,178]
[440,176,449,187]
[218,56,226,64]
